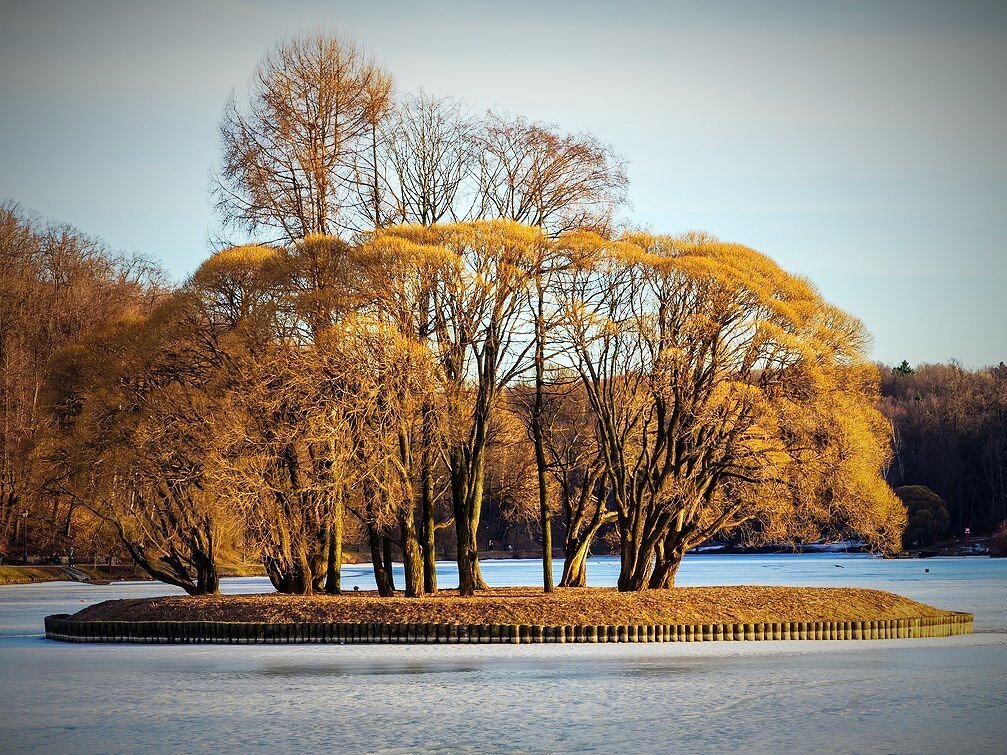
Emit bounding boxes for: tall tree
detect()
[556,231,905,589]
[478,112,628,236]
[38,290,239,594]
[372,92,481,227]
[367,220,540,595]
[477,120,626,590]
[216,31,392,242]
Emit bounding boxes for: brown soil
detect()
[70,586,956,625]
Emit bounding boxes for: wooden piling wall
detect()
[43,612,974,644]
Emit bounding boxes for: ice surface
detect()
[1,555,1004,753]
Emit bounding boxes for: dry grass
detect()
[71,586,955,625]
[0,563,271,585]
[0,566,67,585]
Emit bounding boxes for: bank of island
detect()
[45,586,972,644]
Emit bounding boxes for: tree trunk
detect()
[560,542,590,587]
[455,516,487,596]
[537,449,554,592]
[649,533,687,588]
[420,408,438,593]
[648,553,683,588]
[421,468,437,593]
[560,516,609,587]
[122,535,219,596]
[470,458,490,592]
[617,527,657,592]
[324,494,343,594]
[399,505,424,598]
[455,521,477,596]
[531,289,553,592]
[452,458,478,596]
[264,555,289,592]
[295,539,314,595]
[618,562,653,591]
[451,443,490,596]
[382,535,396,592]
[617,515,641,591]
[195,559,220,594]
[368,526,395,597]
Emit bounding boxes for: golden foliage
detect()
[550,228,905,588]
[38,217,904,594]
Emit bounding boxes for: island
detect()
[45,586,972,644]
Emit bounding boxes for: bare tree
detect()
[376,92,483,226]
[216,31,393,242]
[478,112,628,236]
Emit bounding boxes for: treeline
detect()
[882,362,1007,539]
[0,203,165,563]
[1,31,906,594]
[6,218,904,595]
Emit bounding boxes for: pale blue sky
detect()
[2,0,1004,366]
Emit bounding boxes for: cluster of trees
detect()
[2,31,909,594]
[33,220,905,596]
[882,361,1007,539]
[0,203,164,564]
[894,485,951,547]
[214,32,628,244]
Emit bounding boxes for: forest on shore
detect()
[2,32,1004,595]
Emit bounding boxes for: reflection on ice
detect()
[255,661,481,678]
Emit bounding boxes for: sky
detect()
[1,0,1005,367]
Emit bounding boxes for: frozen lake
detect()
[1,554,1005,753]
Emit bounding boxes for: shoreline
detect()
[0,563,266,586]
[3,549,995,587]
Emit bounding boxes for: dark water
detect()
[1,555,1004,753]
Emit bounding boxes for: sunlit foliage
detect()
[552,230,905,588]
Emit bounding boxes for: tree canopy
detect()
[32,220,905,594]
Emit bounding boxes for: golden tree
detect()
[196,235,441,596]
[37,292,242,594]
[365,220,543,595]
[555,231,906,590]
[1,203,164,560]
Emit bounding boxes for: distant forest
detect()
[880,362,1006,540]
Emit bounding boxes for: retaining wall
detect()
[44,612,973,644]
